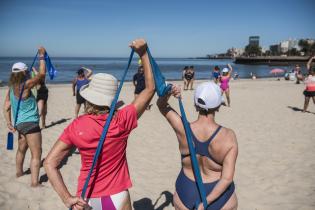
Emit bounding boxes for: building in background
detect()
[249,36,260,47]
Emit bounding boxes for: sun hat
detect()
[194,81,222,109]
[80,73,118,107]
[12,62,28,73]
[222,68,229,73]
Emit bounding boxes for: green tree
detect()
[245,44,262,56]
[298,39,312,55]
[287,48,300,56]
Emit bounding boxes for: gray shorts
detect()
[16,122,41,136]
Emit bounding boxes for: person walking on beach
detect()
[293,64,303,84]
[157,82,238,210]
[32,67,49,128]
[212,65,221,84]
[44,39,155,210]
[182,66,189,90]
[220,64,233,107]
[303,56,315,112]
[183,66,195,90]
[3,47,47,187]
[72,67,93,118]
[133,65,152,110]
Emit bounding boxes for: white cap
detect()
[194,82,222,109]
[80,73,118,107]
[222,68,229,73]
[12,62,28,73]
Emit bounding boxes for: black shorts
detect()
[37,86,49,103]
[303,90,315,97]
[16,122,41,135]
[76,91,86,104]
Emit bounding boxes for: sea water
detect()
[0,57,307,84]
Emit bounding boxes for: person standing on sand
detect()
[157,82,238,210]
[72,67,93,118]
[212,65,221,84]
[183,66,195,90]
[293,64,303,84]
[303,56,315,112]
[133,65,152,110]
[3,47,47,187]
[182,66,189,90]
[32,67,49,128]
[219,64,233,107]
[44,39,155,210]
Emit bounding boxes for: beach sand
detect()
[0,79,314,210]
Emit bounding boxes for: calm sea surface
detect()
[0,57,307,84]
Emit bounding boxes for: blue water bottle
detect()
[7,132,14,150]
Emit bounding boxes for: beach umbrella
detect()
[270,68,285,74]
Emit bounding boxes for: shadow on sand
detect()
[45,118,71,129]
[133,191,174,210]
[287,106,315,114]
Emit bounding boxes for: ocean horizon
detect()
[0,57,307,84]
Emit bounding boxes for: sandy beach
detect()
[0,78,314,210]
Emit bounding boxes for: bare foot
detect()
[16,172,24,178]
[31,183,44,188]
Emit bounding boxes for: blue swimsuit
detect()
[176,125,235,209]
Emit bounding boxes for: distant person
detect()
[212,65,221,83]
[72,67,93,118]
[32,67,49,128]
[294,64,303,84]
[220,64,233,107]
[157,82,238,210]
[306,55,315,74]
[133,65,145,98]
[233,72,239,80]
[133,65,152,110]
[44,39,155,210]
[303,57,315,112]
[3,47,47,187]
[183,66,195,90]
[182,66,189,90]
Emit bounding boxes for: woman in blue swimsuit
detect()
[157,82,238,210]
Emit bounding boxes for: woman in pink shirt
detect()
[44,39,155,210]
[303,56,315,112]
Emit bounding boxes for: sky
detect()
[0,0,314,57]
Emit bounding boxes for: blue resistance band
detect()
[178,99,208,209]
[77,49,135,205]
[147,50,208,209]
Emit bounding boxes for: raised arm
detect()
[44,140,87,209]
[131,39,155,118]
[199,130,238,208]
[3,89,15,132]
[157,85,186,140]
[25,47,47,89]
[82,67,93,79]
[307,56,315,71]
[227,64,233,78]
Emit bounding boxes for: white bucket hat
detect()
[222,68,229,73]
[80,73,118,107]
[12,62,28,73]
[194,81,222,109]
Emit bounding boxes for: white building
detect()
[279,40,289,53]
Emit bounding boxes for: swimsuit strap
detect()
[208,125,222,144]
